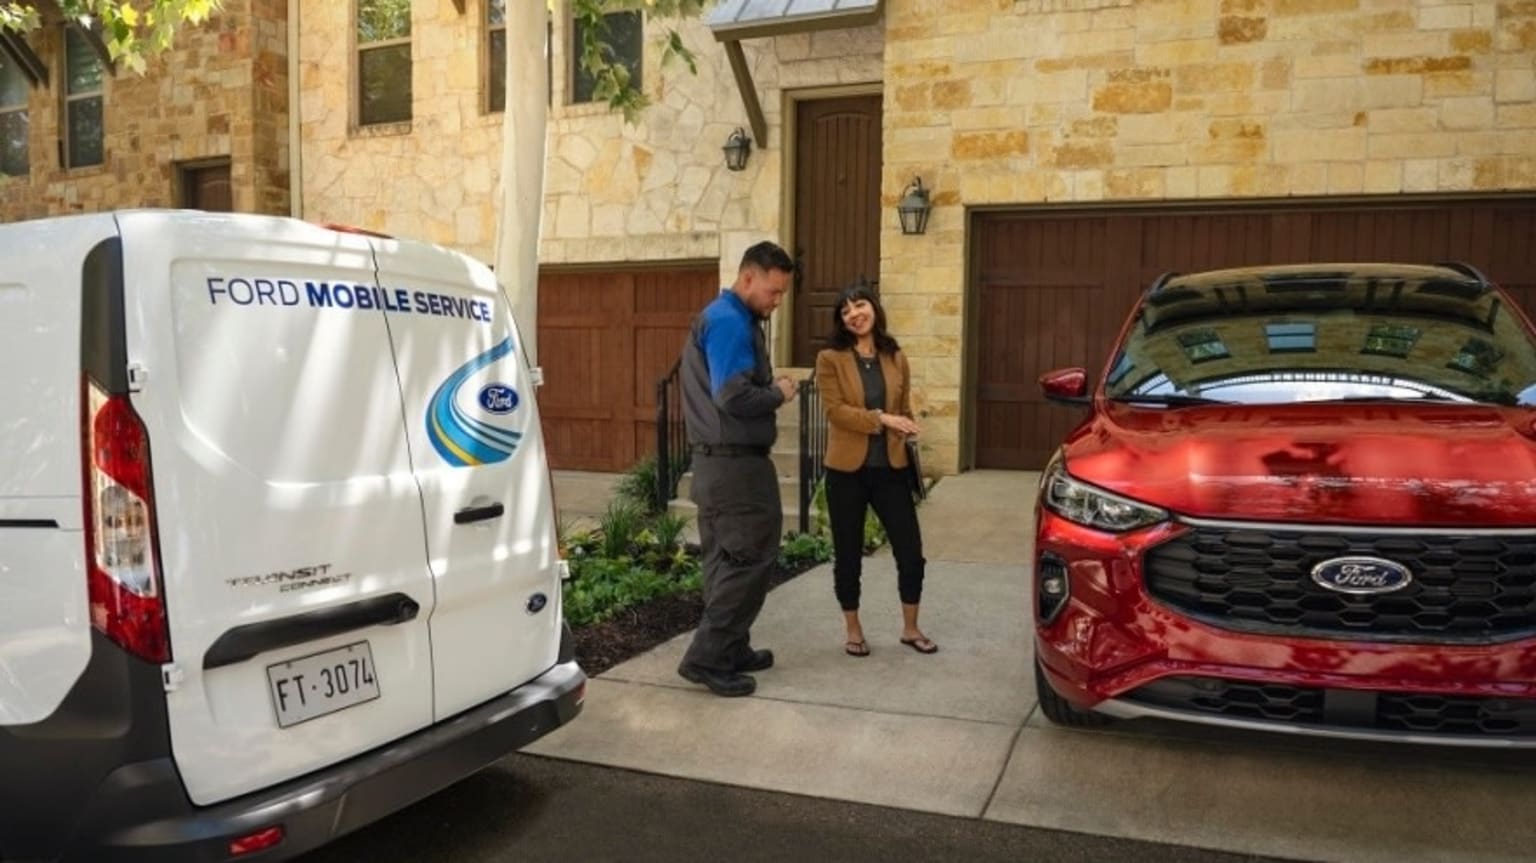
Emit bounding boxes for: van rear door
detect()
[115,212,438,805]
[0,215,118,726]
[368,240,562,720]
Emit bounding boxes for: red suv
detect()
[1033,262,1536,744]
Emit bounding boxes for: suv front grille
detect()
[1126,676,1536,737]
[1143,525,1536,643]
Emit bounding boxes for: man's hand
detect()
[775,376,797,403]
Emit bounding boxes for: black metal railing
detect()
[654,360,690,512]
[797,377,828,535]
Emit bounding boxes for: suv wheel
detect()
[1034,657,1111,728]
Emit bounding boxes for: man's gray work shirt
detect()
[682,290,784,449]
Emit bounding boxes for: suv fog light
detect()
[1037,553,1071,623]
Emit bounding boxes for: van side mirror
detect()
[531,367,545,388]
[1039,368,1090,405]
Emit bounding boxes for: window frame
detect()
[1264,321,1317,354]
[354,0,413,128]
[1176,328,1230,364]
[0,46,28,177]
[61,26,105,170]
[1361,322,1421,358]
[569,8,643,106]
[485,0,506,113]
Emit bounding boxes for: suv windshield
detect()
[1103,265,1536,407]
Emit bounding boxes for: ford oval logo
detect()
[526,593,548,615]
[478,383,519,414]
[1311,557,1413,595]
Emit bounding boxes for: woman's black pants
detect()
[825,466,925,611]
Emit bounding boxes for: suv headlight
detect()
[1040,454,1167,533]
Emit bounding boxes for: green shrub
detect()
[779,531,832,568]
[598,499,645,559]
[615,455,660,511]
[651,512,689,550]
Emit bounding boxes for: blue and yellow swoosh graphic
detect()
[427,336,524,467]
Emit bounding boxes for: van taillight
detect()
[81,378,170,663]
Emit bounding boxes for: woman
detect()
[815,282,936,657]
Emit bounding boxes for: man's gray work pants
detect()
[681,452,782,673]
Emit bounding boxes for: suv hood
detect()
[1064,402,1536,527]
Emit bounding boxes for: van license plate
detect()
[267,641,381,728]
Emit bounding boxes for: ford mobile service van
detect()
[0,211,584,861]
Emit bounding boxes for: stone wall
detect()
[0,0,289,221]
[297,5,881,306]
[540,13,884,299]
[881,0,1536,472]
[298,0,502,254]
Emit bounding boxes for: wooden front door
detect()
[181,160,232,211]
[793,94,882,366]
[973,198,1536,469]
[537,265,719,472]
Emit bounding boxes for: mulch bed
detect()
[571,557,824,677]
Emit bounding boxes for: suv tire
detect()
[1034,657,1111,728]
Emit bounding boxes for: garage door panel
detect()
[974,198,1536,469]
[538,266,717,473]
[538,329,605,410]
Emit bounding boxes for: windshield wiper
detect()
[1312,394,1469,404]
[1110,394,1231,407]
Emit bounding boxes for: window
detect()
[357,0,411,126]
[1177,329,1229,363]
[1362,323,1420,358]
[1265,322,1315,353]
[1448,338,1504,378]
[62,28,103,169]
[0,48,26,176]
[486,0,506,112]
[571,10,641,104]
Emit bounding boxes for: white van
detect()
[0,211,584,862]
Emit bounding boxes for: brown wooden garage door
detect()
[973,197,1536,469]
[538,265,719,472]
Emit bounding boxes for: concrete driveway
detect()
[530,471,1536,863]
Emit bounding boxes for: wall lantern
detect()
[723,127,752,172]
[896,176,932,235]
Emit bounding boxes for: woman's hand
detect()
[878,411,921,437]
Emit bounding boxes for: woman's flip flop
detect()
[899,637,939,654]
[845,640,870,657]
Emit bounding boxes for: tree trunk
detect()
[493,1,549,365]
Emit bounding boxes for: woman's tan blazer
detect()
[815,347,913,473]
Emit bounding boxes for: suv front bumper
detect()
[1034,509,1536,745]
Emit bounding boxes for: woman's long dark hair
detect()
[827,280,901,355]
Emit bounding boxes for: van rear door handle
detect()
[454,502,505,525]
[203,592,420,670]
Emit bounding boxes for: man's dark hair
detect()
[828,279,900,355]
[738,241,794,274]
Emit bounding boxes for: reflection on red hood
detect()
[1063,401,1536,527]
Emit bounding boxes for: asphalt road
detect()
[301,754,1293,863]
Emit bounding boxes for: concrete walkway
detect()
[530,471,1536,863]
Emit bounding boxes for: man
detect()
[676,241,797,697]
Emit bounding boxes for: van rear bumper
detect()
[68,659,585,862]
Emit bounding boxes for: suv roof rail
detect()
[1147,271,1180,295]
[1435,261,1491,285]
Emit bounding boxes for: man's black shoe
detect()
[677,664,757,697]
[735,649,774,673]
